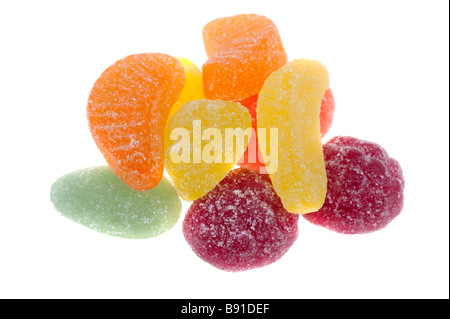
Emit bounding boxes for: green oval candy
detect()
[50,166,182,239]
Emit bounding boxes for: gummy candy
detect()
[202,14,288,101]
[303,136,405,234]
[50,166,182,239]
[237,88,336,171]
[257,59,329,214]
[165,99,252,201]
[87,53,185,191]
[235,94,266,172]
[320,88,335,137]
[183,168,299,272]
[168,57,205,120]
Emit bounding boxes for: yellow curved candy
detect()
[165,99,252,201]
[257,59,329,214]
[168,58,205,119]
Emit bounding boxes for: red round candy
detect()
[303,136,405,234]
[183,168,299,272]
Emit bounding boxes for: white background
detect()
[0,0,448,299]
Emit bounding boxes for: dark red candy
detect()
[183,168,299,272]
[303,136,405,234]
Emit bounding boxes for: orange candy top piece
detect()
[202,14,288,101]
[87,53,185,191]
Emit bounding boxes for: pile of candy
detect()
[50,14,405,272]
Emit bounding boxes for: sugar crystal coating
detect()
[165,99,252,201]
[202,14,288,100]
[50,166,182,239]
[87,53,185,191]
[257,59,329,214]
[303,136,405,234]
[183,168,299,272]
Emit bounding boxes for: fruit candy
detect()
[235,94,266,172]
[236,88,336,171]
[87,53,185,191]
[257,59,329,214]
[202,14,288,101]
[320,88,335,137]
[168,57,205,120]
[183,168,299,272]
[303,136,405,234]
[50,166,182,239]
[165,99,252,201]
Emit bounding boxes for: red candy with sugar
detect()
[303,136,405,234]
[183,168,299,272]
[320,88,335,137]
[235,94,266,172]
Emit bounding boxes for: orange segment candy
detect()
[202,14,288,101]
[87,53,185,191]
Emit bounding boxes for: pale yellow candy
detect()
[165,99,252,201]
[257,59,329,214]
[168,58,205,119]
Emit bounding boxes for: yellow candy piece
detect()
[168,58,205,119]
[257,59,329,214]
[165,99,252,201]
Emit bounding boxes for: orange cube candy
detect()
[202,14,288,101]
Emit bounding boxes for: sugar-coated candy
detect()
[168,57,205,120]
[202,14,288,101]
[183,168,299,272]
[50,166,182,239]
[235,94,266,172]
[237,88,336,171]
[303,136,405,234]
[320,88,335,137]
[87,53,185,191]
[165,99,252,201]
[257,59,329,214]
